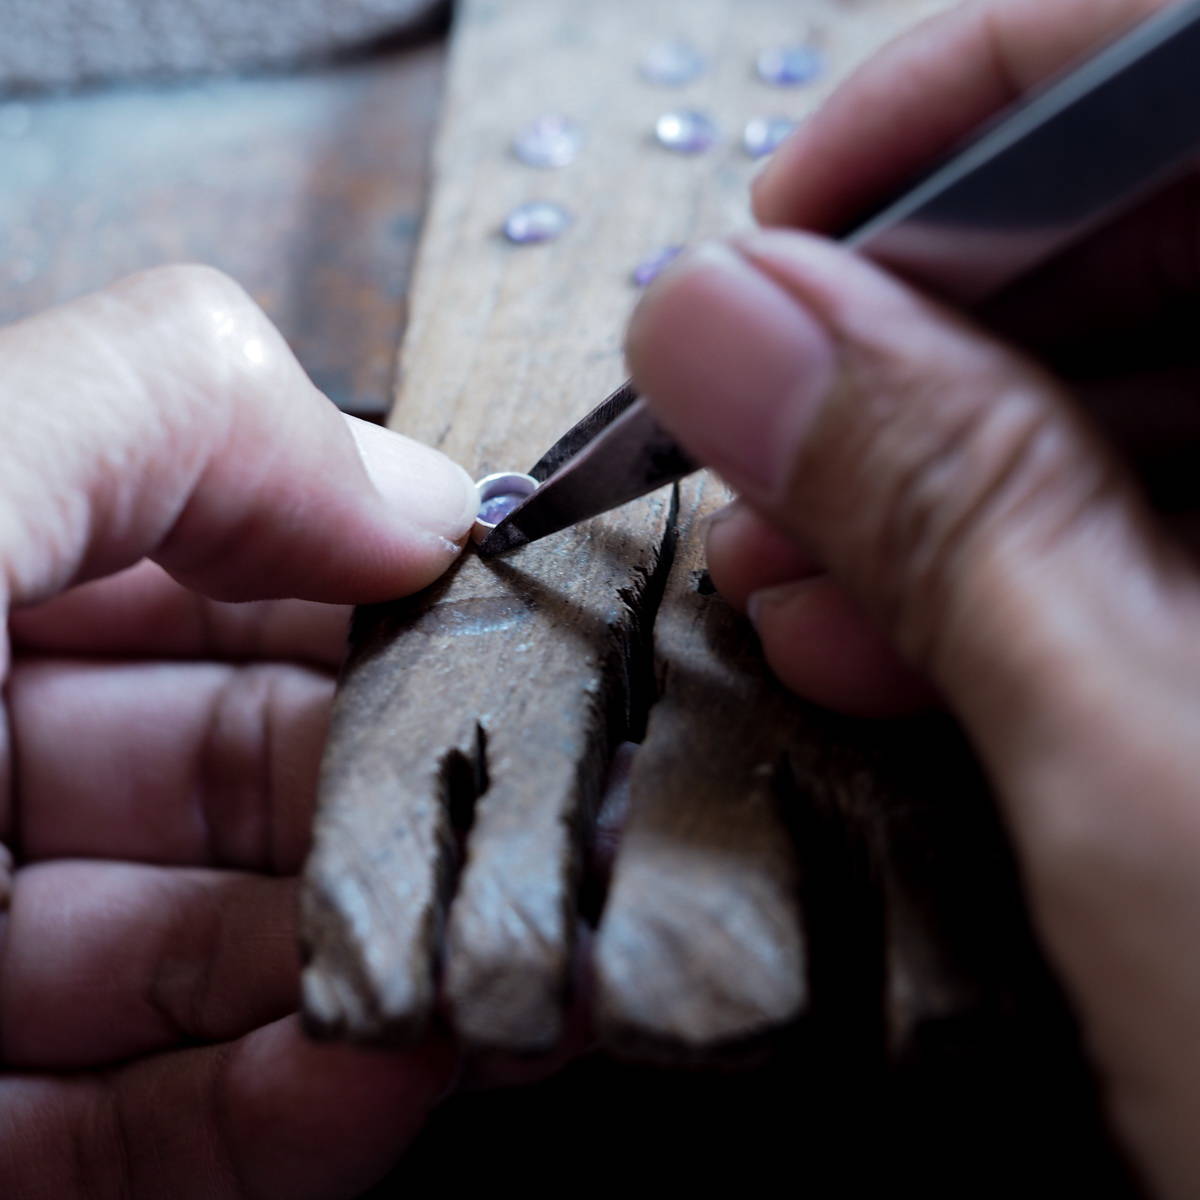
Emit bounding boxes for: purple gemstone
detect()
[503,201,572,244]
[742,115,798,158]
[632,245,684,287]
[477,492,526,525]
[654,109,717,154]
[755,45,824,86]
[512,115,582,167]
[639,40,706,86]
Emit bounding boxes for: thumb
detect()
[625,232,1197,742]
[628,231,1200,1200]
[0,264,477,609]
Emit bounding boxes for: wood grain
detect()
[303,0,963,1055]
[593,473,809,1056]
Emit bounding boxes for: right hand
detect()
[626,1,1200,1195]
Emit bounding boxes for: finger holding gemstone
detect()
[654,109,717,155]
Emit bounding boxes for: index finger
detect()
[753,0,1171,232]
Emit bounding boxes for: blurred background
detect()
[0,0,452,417]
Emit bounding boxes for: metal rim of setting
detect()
[471,471,540,544]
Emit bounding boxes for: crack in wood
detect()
[593,475,810,1061]
[443,489,682,1050]
[301,486,681,1049]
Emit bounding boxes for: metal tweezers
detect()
[477,0,1200,558]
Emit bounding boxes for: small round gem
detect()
[639,40,707,86]
[472,471,540,544]
[654,109,717,154]
[632,245,684,287]
[478,492,526,525]
[742,115,798,158]
[512,115,582,167]
[503,201,572,244]
[755,45,824,86]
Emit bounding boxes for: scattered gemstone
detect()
[477,492,526,525]
[503,201,572,244]
[639,40,707,86]
[512,114,582,167]
[742,115,798,158]
[632,245,684,286]
[755,44,825,86]
[654,109,717,154]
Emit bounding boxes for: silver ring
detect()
[472,471,539,544]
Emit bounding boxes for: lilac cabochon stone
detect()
[743,115,797,158]
[477,492,526,525]
[654,109,717,154]
[639,40,707,86]
[756,45,824,86]
[632,244,684,286]
[512,114,582,167]
[503,201,572,244]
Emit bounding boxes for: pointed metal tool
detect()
[476,0,1200,558]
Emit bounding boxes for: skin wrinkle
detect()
[869,388,1088,670]
[146,876,217,1048]
[1,640,12,845]
[197,667,277,871]
[59,302,202,592]
[188,580,222,663]
[0,272,226,604]
[102,1073,137,1200]
[723,235,1154,691]
[206,1043,252,1200]
[258,669,279,876]
[193,671,229,870]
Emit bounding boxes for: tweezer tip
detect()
[475,524,531,558]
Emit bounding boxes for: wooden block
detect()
[302,0,960,1052]
[593,473,808,1057]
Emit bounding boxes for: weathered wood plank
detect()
[303,0,961,1052]
[594,473,809,1056]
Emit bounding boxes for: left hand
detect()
[0,265,478,1199]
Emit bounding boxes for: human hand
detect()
[0,265,479,1198]
[626,1,1200,1195]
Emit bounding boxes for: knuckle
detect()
[121,264,290,393]
[808,348,1112,667]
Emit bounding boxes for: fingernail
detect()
[627,239,835,505]
[747,579,809,629]
[348,418,479,542]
